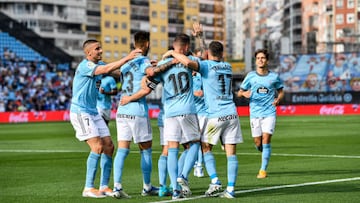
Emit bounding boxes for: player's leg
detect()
[112,116,131,198]
[177,114,201,197]
[158,126,171,197]
[220,143,238,198]
[202,117,223,197]
[194,115,206,177]
[164,117,183,199]
[139,140,159,196]
[95,115,115,196]
[251,118,263,152]
[178,114,200,179]
[84,137,104,197]
[257,117,275,179]
[177,145,188,177]
[194,146,204,177]
[168,141,180,198]
[158,145,171,197]
[70,112,105,198]
[99,136,114,196]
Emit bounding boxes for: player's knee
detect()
[92,144,104,154]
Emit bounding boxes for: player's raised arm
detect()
[192,22,207,59]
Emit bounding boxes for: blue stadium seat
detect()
[0,32,48,61]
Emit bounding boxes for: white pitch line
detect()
[0,149,359,159]
[148,177,360,203]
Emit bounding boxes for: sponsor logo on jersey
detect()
[257,87,269,94]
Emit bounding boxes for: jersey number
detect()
[168,72,190,95]
[124,72,134,94]
[218,74,232,95]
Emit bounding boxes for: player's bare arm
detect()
[237,89,251,98]
[164,50,199,71]
[272,88,284,106]
[192,22,207,59]
[120,76,152,106]
[100,87,118,96]
[94,48,142,75]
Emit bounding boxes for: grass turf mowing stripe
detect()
[1,149,359,159]
[148,177,360,203]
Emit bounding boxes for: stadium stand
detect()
[0,11,75,112]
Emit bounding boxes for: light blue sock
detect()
[141,148,152,185]
[113,148,129,184]
[100,153,112,188]
[197,147,203,166]
[261,144,272,170]
[158,155,167,186]
[85,152,100,188]
[177,149,188,177]
[227,155,238,188]
[168,148,179,191]
[203,151,218,182]
[181,142,200,179]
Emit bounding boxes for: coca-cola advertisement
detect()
[0,105,359,123]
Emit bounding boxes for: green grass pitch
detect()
[0,115,359,203]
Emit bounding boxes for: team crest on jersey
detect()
[257,86,269,94]
[87,61,96,69]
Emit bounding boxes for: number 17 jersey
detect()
[198,60,237,118]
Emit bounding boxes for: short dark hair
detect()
[174,33,190,46]
[82,39,99,49]
[134,31,150,47]
[209,41,223,58]
[254,49,269,60]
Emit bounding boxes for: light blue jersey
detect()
[198,60,237,118]
[240,71,283,118]
[97,75,117,110]
[156,56,198,118]
[157,104,164,127]
[117,56,151,117]
[70,59,104,115]
[192,72,207,116]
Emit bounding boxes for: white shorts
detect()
[202,114,243,145]
[97,107,111,122]
[159,126,167,146]
[197,115,207,136]
[250,116,276,137]
[164,114,200,144]
[116,114,152,144]
[70,112,110,141]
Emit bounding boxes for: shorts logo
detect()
[117,114,135,119]
[218,115,237,122]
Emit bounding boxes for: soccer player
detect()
[112,31,158,198]
[118,57,178,198]
[96,75,118,125]
[237,48,284,179]
[154,33,201,199]
[191,22,208,178]
[192,71,206,178]
[167,40,243,198]
[69,39,141,198]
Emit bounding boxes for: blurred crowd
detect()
[0,54,73,112]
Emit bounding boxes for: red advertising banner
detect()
[0,104,359,123]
